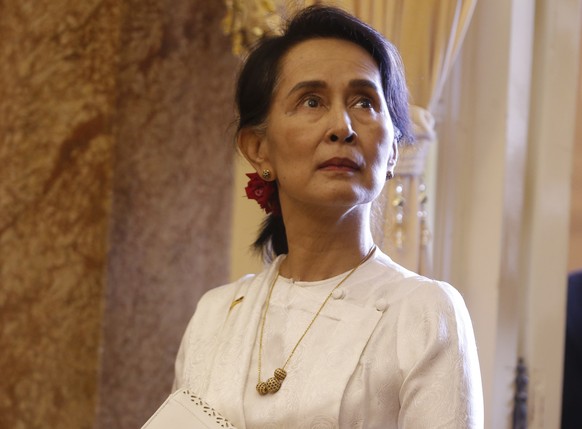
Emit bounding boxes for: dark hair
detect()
[235,5,412,259]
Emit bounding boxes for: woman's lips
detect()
[318,157,361,171]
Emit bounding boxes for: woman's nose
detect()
[326,109,356,143]
[329,132,355,143]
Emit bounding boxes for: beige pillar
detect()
[435,0,581,427]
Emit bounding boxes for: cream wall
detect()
[435,0,581,427]
[435,1,534,426]
[569,66,582,273]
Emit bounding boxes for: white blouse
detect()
[173,249,484,428]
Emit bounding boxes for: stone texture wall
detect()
[0,2,121,428]
[95,0,238,427]
[0,1,237,428]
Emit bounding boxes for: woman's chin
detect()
[309,192,378,212]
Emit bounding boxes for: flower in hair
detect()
[245,173,280,215]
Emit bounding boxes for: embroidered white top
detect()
[173,249,484,429]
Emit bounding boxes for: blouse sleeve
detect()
[171,286,232,392]
[171,275,254,392]
[172,316,191,391]
[396,280,484,429]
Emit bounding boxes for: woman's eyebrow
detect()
[286,80,327,97]
[349,79,379,92]
[285,79,379,98]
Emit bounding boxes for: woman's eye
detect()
[355,98,374,109]
[302,97,321,108]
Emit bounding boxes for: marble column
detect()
[0,1,122,428]
[94,0,238,428]
[0,1,237,428]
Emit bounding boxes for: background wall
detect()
[434,0,581,427]
[95,0,239,427]
[0,2,121,428]
[569,66,582,273]
[0,1,238,428]
[2,1,581,428]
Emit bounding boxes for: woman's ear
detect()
[237,127,272,173]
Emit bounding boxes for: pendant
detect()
[257,368,287,395]
[256,381,268,395]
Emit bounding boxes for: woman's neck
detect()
[277,204,376,282]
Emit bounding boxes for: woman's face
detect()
[260,38,397,214]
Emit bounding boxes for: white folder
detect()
[141,389,237,429]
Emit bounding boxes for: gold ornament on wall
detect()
[222,0,324,55]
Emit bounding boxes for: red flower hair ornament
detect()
[245,173,281,215]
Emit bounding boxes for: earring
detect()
[392,180,405,249]
[262,169,271,180]
[386,171,394,180]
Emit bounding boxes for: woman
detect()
[173,5,483,428]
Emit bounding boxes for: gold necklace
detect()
[256,245,377,395]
